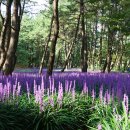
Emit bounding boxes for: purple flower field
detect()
[0,71,130,130]
[0,71,130,101]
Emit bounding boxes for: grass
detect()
[0,90,129,130]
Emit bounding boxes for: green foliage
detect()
[90,100,130,130]
[0,92,99,130]
[0,103,36,130]
[102,104,130,130]
[16,0,130,70]
[17,12,51,67]
[1,90,130,130]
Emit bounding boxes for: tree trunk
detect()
[39,15,54,74]
[0,0,12,70]
[61,14,80,72]
[47,0,59,76]
[4,20,11,52]
[117,34,124,71]
[102,59,107,73]
[110,52,118,71]
[2,0,22,75]
[99,20,104,69]
[99,8,105,70]
[107,27,113,73]
[89,22,93,69]
[102,26,114,73]
[80,0,88,72]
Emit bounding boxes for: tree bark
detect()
[2,0,24,75]
[0,0,12,70]
[61,14,80,72]
[99,25,103,67]
[39,15,54,75]
[117,34,124,71]
[47,0,59,76]
[107,27,113,73]
[80,0,88,72]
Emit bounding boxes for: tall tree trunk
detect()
[110,52,118,71]
[99,9,104,68]
[39,15,54,74]
[47,0,59,76]
[117,34,124,71]
[102,28,113,73]
[107,27,113,73]
[92,12,98,70]
[2,0,23,75]
[61,14,80,72]
[102,59,107,73]
[99,25,103,67]
[80,0,88,72]
[4,21,11,52]
[89,22,93,69]
[0,0,12,70]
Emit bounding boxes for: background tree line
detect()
[0,0,130,75]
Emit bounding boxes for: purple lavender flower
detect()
[49,96,54,107]
[41,76,44,94]
[69,81,72,93]
[57,82,63,107]
[39,90,44,112]
[13,85,16,100]
[83,82,88,97]
[52,78,55,96]
[47,88,50,98]
[65,80,69,93]
[15,77,18,86]
[35,90,39,103]
[91,89,95,103]
[0,83,3,101]
[16,82,21,97]
[123,94,129,114]
[34,80,37,96]
[7,82,11,99]
[97,124,102,130]
[26,82,30,103]
[104,92,107,105]
[49,77,52,94]
[99,85,103,103]
[4,84,7,100]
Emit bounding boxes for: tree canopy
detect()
[0,0,130,75]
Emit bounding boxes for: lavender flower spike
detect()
[26,82,30,103]
[92,89,95,103]
[97,124,102,130]
[99,85,103,103]
[123,94,129,114]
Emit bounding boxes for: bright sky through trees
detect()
[1,0,49,15]
[31,0,49,13]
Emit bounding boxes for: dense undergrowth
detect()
[0,92,130,130]
[0,72,130,130]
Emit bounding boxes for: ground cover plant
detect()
[0,71,130,130]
